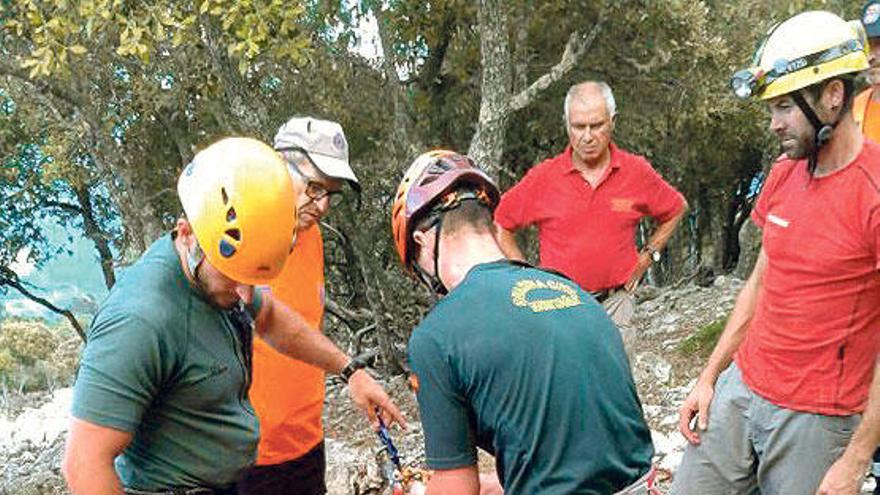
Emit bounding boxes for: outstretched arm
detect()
[254,293,406,429]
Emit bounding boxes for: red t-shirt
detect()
[737,141,880,415]
[494,144,685,292]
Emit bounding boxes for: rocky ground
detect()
[1,275,876,494]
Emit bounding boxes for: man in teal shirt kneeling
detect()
[390,150,657,494]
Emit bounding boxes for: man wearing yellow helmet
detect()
[673,11,880,495]
[62,137,405,495]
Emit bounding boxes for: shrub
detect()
[677,318,727,357]
[0,318,81,392]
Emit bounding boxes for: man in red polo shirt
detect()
[673,11,880,495]
[495,81,687,329]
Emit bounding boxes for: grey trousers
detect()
[671,363,860,495]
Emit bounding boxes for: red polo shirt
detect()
[495,144,685,292]
[736,141,880,415]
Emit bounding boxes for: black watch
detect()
[339,357,368,384]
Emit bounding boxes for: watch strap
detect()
[339,357,367,383]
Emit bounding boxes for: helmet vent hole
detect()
[218,239,237,258]
[419,176,439,187]
[226,207,237,222]
[221,187,229,205]
[225,228,241,241]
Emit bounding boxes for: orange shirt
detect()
[854,88,880,143]
[250,225,326,465]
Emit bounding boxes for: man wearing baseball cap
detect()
[856,0,880,144]
[238,117,363,494]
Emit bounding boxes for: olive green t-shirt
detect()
[71,235,258,490]
[408,261,653,494]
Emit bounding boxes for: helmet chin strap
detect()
[411,193,491,295]
[411,215,449,295]
[790,90,836,176]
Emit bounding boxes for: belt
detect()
[590,285,624,303]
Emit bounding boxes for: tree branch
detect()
[0,268,86,342]
[509,7,606,113]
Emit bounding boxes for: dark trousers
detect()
[237,442,326,495]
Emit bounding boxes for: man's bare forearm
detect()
[646,202,688,252]
[255,295,349,374]
[841,358,880,463]
[494,224,525,261]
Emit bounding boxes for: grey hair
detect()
[280,149,312,168]
[563,81,616,127]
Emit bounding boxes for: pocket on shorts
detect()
[818,413,860,439]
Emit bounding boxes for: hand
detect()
[678,378,715,445]
[624,252,652,293]
[815,454,869,495]
[348,369,408,430]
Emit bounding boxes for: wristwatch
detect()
[339,357,368,384]
[645,245,661,263]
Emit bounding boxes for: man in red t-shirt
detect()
[494,81,687,330]
[673,11,880,495]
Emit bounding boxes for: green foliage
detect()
[678,317,727,357]
[0,319,81,391]
[1,0,869,370]
[2,0,311,77]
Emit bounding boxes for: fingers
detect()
[365,403,379,430]
[377,395,408,430]
[678,405,700,445]
[697,394,711,431]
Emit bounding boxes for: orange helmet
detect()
[178,137,296,285]
[391,150,499,275]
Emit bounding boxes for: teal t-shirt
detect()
[407,261,653,495]
[71,235,259,490]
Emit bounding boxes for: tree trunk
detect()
[73,184,116,289]
[468,0,512,176]
[734,218,761,279]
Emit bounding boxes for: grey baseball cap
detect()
[273,117,361,192]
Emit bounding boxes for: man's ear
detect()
[822,79,845,113]
[412,229,429,250]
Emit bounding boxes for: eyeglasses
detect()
[281,149,345,207]
[302,178,344,207]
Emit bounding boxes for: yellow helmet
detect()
[177,137,297,285]
[731,11,869,100]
